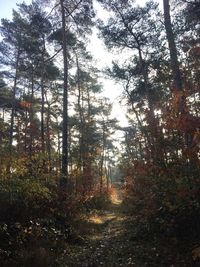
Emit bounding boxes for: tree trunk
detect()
[56,117,61,174]
[41,48,45,155]
[29,69,34,160]
[41,79,45,153]
[163,0,183,91]
[60,0,69,187]
[8,47,20,170]
[76,53,84,174]
[46,103,52,173]
[100,121,106,192]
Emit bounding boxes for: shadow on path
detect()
[63,188,135,267]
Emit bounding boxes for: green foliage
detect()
[84,191,111,210]
[0,176,87,266]
[122,161,200,257]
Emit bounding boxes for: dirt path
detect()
[60,189,191,267]
[66,207,134,267]
[63,190,135,267]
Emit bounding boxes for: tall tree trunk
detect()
[41,35,47,155]
[8,47,20,173]
[29,69,34,160]
[46,103,52,173]
[163,0,183,92]
[76,53,84,174]
[41,79,45,153]
[56,117,61,174]
[100,121,106,192]
[86,87,93,190]
[106,151,110,190]
[60,0,69,186]
[163,0,195,156]
[41,53,45,154]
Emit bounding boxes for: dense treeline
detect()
[0,1,118,265]
[97,0,200,263]
[0,0,200,266]
[0,1,117,190]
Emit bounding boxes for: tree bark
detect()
[76,53,84,175]
[100,120,106,193]
[29,69,34,160]
[163,0,183,91]
[9,47,20,161]
[41,36,46,155]
[46,102,52,173]
[60,0,69,186]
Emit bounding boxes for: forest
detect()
[0,0,200,266]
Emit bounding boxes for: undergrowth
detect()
[0,177,111,267]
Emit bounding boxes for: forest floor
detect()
[61,189,136,267]
[59,189,192,267]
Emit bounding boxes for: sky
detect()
[0,0,161,129]
[0,0,31,18]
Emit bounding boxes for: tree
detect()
[51,0,95,186]
[0,10,30,172]
[163,0,183,93]
[97,0,166,164]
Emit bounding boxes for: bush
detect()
[84,189,111,210]
[0,177,82,266]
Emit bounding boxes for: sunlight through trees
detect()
[0,0,200,266]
